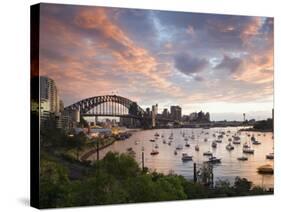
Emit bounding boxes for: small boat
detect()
[154,132,160,137]
[257,164,273,174]
[174,150,178,155]
[191,135,195,139]
[252,140,261,145]
[212,133,216,137]
[150,149,159,155]
[150,139,155,142]
[243,147,254,154]
[169,136,173,140]
[266,153,274,160]
[233,140,241,145]
[206,156,221,163]
[163,140,167,144]
[233,135,240,141]
[204,138,208,142]
[243,142,250,148]
[176,145,183,150]
[135,140,140,145]
[237,156,248,161]
[212,141,217,148]
[195,145,200,151]
[185,142,190,147]
[168,142,172,146]
[258,133,261,136]
[161,134,164,138]
[127,147,133,151]
[215,139,222,143]
[127,149,136,157]
[251,136,256,142]
[228,138,232,142]
[181,153,193,161]
[184,138,188,141]
[154,144,159,149]
[226,143,234,151]
[218,135,223,139]
[203,151,213,156]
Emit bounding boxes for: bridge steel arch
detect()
[64,95,145,118]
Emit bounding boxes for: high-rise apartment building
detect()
[170,105,182,121]
[40,76,60,113]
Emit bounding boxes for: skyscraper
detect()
[40,76,60,113]
[152,104,158,127]
[170,106,182,121]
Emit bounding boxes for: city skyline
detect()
[39,4,273,121]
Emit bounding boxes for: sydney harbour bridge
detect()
[64,95,171,128]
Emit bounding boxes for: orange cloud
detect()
[240,17,263,44]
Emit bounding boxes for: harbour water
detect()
[88,127,274,188]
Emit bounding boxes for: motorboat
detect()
[150,139,155,142]
[233,135,240,141]
[127,147,133,151]
[127,148,136,157]
[185,142,190,147]
[176,145,183,150]
[243,142,250,148]
[251,136,256,142]
[195,145,200,151]
[252,140,261,145]
[257,164,273,174]
[218,135,223,139]
[233,140,241,145]
[181,153,193,161]
[237,156,248,161]
[266,153,274,160]
[215,139,222,143]
[203,151,213,156]
[243,147,254,154]
[150,149,159,155]
[212,141,217,148]
[226,143,234,151]
[206,156,221,164]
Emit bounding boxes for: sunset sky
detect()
[39,3,274,121]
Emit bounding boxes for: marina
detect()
[88,126,274,188]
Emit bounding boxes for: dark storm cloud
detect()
[214,55,242,73]
[110,9,157,44]
[174,53,208,76]
[153,11,265,50]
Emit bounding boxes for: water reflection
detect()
[88,127,274,188]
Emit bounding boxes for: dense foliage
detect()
[39,150,271,209]
[253,119,273,131]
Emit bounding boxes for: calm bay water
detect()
[88,127,274,188]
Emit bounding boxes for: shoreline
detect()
[80,139,116,161]
[239,128,273,133]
